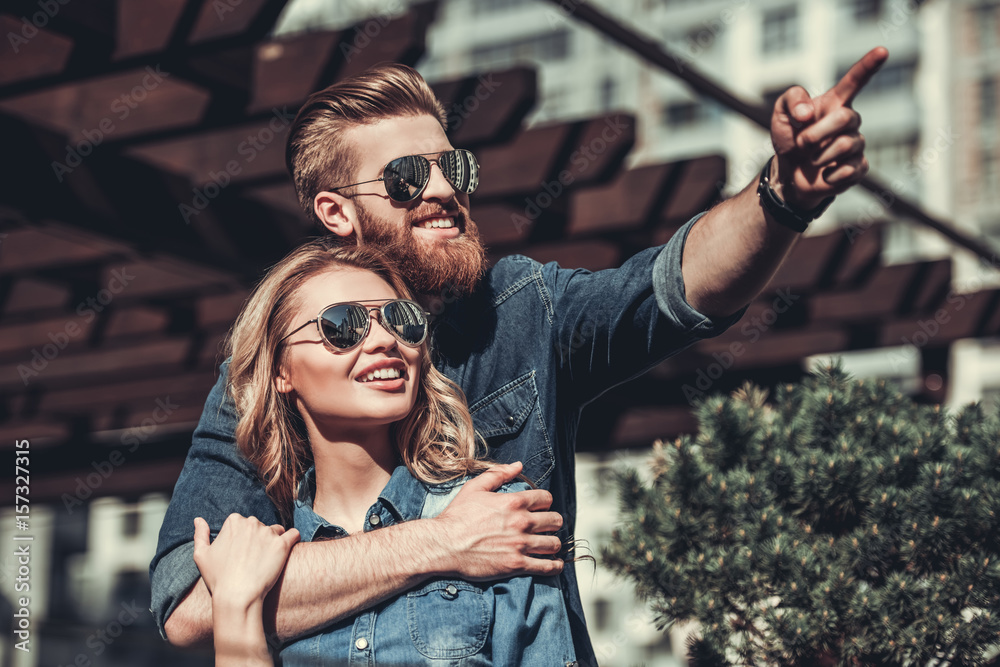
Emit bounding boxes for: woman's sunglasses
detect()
[280,299,429,352]
[331,149,480,203]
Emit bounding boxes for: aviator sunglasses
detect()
[331,149,480,203]
[280,299,429,352]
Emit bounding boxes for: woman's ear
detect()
[314,191,357,239]
[274,364,294,395]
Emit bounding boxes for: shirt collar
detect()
[293,464,445,541]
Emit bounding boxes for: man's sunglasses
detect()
[331,149,479,203]
[280,299,429,352]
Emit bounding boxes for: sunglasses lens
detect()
[318,304,368,349]
[383,155,430,202]
[382,300,427,346]
[439,149,479,195]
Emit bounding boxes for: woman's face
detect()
[277,268,422,433]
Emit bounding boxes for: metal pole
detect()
[548,0,1000,266]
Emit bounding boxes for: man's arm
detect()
[164,462,564,646]
[682,47,890,317]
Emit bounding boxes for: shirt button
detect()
[445,584,458,596]
[506,415,515,426]
[355,637,369,650]
[369,514,380,526]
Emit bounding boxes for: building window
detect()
[851,0,883,21]
[762,6,799,54]
[867,136,918,172]
[663,100,721,127]
[600,77,617,111]
[469,30,570,70]
[592,598,611,632]
[976,3,998,51]
[837,60,916,97]
[470,0,533,15]
[983,77,997,126]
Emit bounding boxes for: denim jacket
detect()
[151,213,745,666]
[278,466,577,666]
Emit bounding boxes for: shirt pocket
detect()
[406,580,492,660]
[469,370,554,484]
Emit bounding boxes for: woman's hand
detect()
[193,514,300,606]
[193,514,300,667]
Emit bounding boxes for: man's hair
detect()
[225,240,488,521]
[285,63,448,226]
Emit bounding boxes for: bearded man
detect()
[153,51,887,666]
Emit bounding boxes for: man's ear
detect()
[314,190,358,238]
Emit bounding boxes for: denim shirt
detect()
[279,466,577,666]
[151,213,745,666]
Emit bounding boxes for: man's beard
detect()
[354,201,486,297]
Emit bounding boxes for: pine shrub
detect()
[603,363,1000,666]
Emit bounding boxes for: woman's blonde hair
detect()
[226,239,486,521]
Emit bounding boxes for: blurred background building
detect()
[0,0,997,664]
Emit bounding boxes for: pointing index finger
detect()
[831,46,889,106]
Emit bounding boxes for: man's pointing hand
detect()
[769,46,890,210]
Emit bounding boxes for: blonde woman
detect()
[192,240,577,666]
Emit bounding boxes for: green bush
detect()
[603,363,1000,666]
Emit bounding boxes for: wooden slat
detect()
[568,164,672,236]
[336,10,428,80]
[475,124,571,198]
[4,278,70,315]
[189,0,271,43]
[105,256,237,299]
[124,113,293,185]
[0,224,129,274]
[765,230,844,293]
[474,203,534,246]
[0,16,74,86]
[568,114,635,185]
[0,316,97,356]
[519,240,620,271]
[810,263,922,322]
[0,70,211,142]
[611,406,697,448]
[197,291,248,329]
[659,155,725,225]
[0,338,192,390]
[445,68,537,147]
[248,32,341,113]
[114,0,189,59]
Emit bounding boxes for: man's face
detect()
[340,115,486,297]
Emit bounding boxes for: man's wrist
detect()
[770,155,826,211]
[759,156,833,232]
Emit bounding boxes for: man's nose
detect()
[420,161,456,203]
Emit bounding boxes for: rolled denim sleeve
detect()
[149,361,282,639]
[547,212,747,405]
[653,211,748,337]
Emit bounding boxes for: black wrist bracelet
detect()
[756,156,833,233]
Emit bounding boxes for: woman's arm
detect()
[192,515,300,666]
[167,463,563,645]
